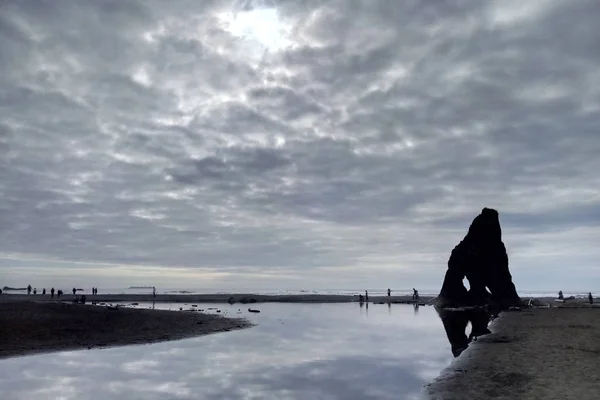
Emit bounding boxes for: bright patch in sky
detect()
[220,8,292,53]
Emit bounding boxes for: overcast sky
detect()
[1,0,599,292]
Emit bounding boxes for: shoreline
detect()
[0,301,250,360]
[1,292,592,306]
[0,293,434,304]
[423,304,600,399]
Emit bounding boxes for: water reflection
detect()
[434,306,494,357]
[0,303,453,400]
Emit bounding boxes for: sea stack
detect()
[437,208,520,308]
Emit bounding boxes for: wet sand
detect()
[424,302,600,399]
[0,293,432,304]
[0,302,250,360]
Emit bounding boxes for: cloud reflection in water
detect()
[0,303,452,399]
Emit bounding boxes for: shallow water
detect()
[0,303,453,400]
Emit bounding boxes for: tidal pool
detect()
[0,302,453,399]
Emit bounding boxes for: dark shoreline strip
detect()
[0,293,433,304]
[0,302,250,360]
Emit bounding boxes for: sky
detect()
[1,0,599,292]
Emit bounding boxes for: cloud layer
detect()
[1,0,599,289]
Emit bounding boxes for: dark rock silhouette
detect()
[438,208,520,308]
[435,306,495,357]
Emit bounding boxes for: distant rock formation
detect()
[438,208,520,308]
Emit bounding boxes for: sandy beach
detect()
[0,301,250,360]
[0,293,432,304]
[424,302,600,399]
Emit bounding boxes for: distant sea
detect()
[91,287,593,298]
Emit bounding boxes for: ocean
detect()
[92,287,591,298]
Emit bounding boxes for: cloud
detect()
[1,0,599,290]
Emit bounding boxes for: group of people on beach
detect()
[11,285,99,299]
[358,288,420,303]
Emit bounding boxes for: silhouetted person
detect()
[365,290,368,302]
[153,286,156,298]
[72,288,76,296]
[387,288,391,297]
[42,288,46,295]
[412,288,419,300]
[558,290,564,300]
[33,288,37,295]
[81,294,86,304]
[57,289,62,298]
[27,285,32,295]
[51,288,55,298]
[589,292,593,304]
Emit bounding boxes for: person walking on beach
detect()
[365,290,369,302]
[412,288,419,301]
[589,292,594,304]
[42,288,46,295]
[387,288,391,297]
[153,286,156,298]
[558,290,564,300]
[27,285,32,295]
[33,288,37,295]
[50,287,55,298]
[72,288,76,296]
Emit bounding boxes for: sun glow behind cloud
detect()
[2,0,600,291]
[218,7,293,57]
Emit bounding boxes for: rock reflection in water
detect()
[0,303,453,400]
[435,306,495,357]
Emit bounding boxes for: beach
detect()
[0,301,250,360]
[424,300,600,399]
[3,294,600,399]
[0,293,432,304]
